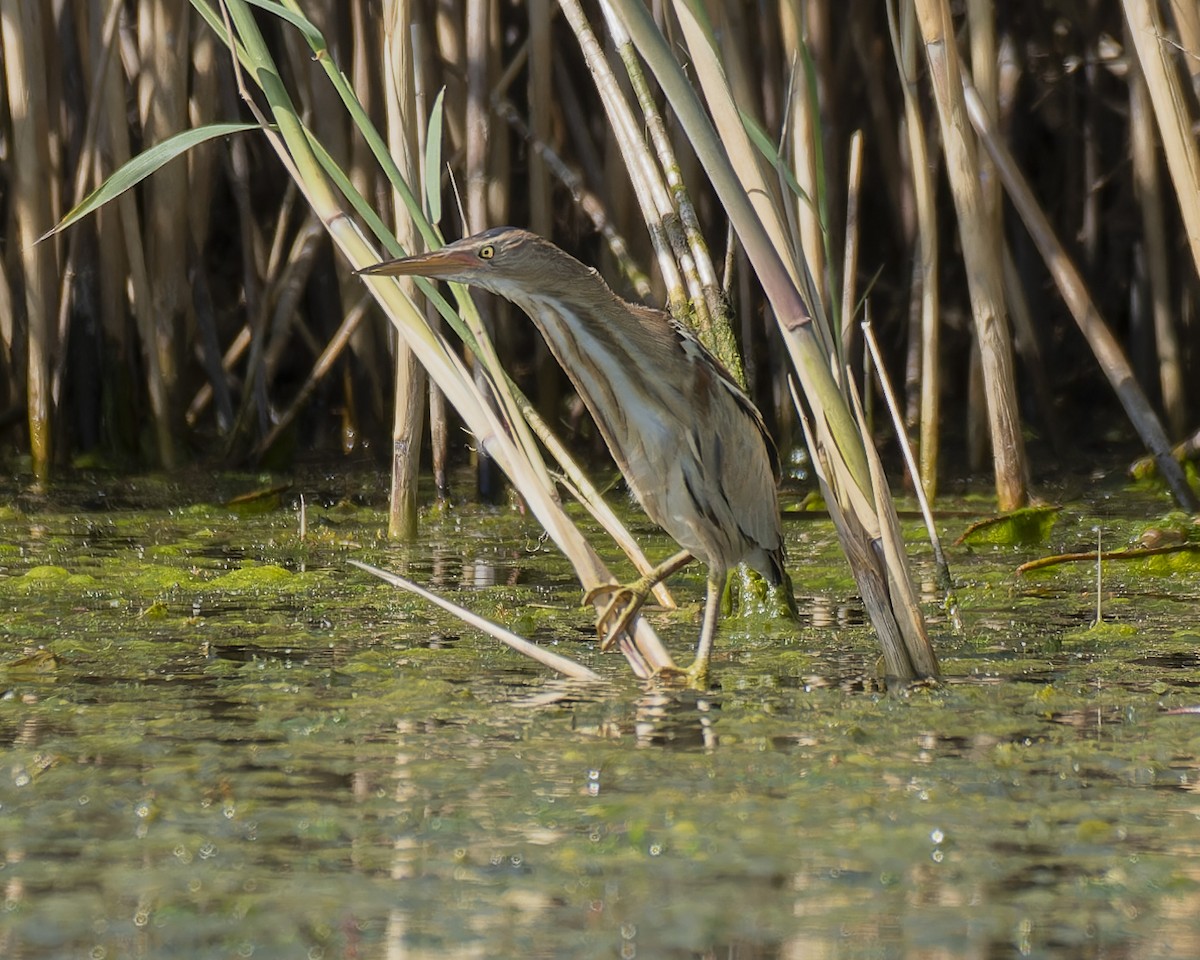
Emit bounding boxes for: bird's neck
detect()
[512,285,684,451]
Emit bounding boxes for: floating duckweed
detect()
[23,564,73,580]
[209,564,297,589]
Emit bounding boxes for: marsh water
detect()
[1,466,1198,959]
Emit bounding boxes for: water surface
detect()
[1,469,1198,958]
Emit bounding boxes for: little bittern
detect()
[360,227,789,684]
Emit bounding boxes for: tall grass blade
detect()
[424,88,445,224]
[42,123,261,242]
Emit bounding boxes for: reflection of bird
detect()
[360,227,790,684]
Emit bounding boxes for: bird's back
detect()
[513,279,785,581]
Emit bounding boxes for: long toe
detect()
[591,587,643,650]
[683,658,711,690]
[585,578,657,650]
[582,581,621,605]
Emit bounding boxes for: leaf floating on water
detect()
[955,505,1060,547]
[225,482,293,514]
[3,649,61,677]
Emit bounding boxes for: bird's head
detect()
[357,227,601,303]
[358,227,562,297]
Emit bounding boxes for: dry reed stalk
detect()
[598,4,740,381]
[1000,248,1060,453]
[349,560,603,681]
[262,218,327,378]
[381,0,428,539]
[428,355,450,499]
[610,0,938,679]
[962,78,1198,513]
[844,374,936,668]
[1123,3,1200,312]
[914,0,1027,511]
[493,98,653,300]
[527,0,560,421]
[564,1,686,315]
[0,259,13,407]
[1169,0,1200,102]
[464,0,501,496]
[1079,48,1103,270]
[138,0,191,466]
[100,1,170,460]
[434,0,467,155]
[2,0,59,481]
[965,0,1003,314]
[987,32,1059,451]
[779,2,828,316]
[1127,32,1186,439]
[840,131,863,358]
[862,315,952,594]
[351,0,394,439]
[189,243,235,433]
[40,9,65,225]
[698,7,788,380]
[253,295,372,458]
[464,0,494,235]
[888,0,941,499]
[88,1,131,386]
[410,17,450,501]
[52,1,123,418]
[527,1,553,238]
[187,26,221,253]
[485,7,510,236]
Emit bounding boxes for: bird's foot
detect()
[682,658,711,690]
[640,662,711,690]
[584,578,654,650]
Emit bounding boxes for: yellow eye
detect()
[478,244,495,260]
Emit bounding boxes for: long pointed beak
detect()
[356,247,477,280]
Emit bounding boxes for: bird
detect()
[359,227,791,685]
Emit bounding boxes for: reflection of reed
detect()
[633,688,719,751]
[552,684,722,751]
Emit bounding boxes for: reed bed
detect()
[4,2,1200,675]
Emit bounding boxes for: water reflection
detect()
[2,474,1200,957]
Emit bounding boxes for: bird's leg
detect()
[585,549,693,650]
[684,568,726,688]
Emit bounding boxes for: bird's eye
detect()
[478,244,495,260]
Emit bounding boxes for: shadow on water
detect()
[0,469,1199,958]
